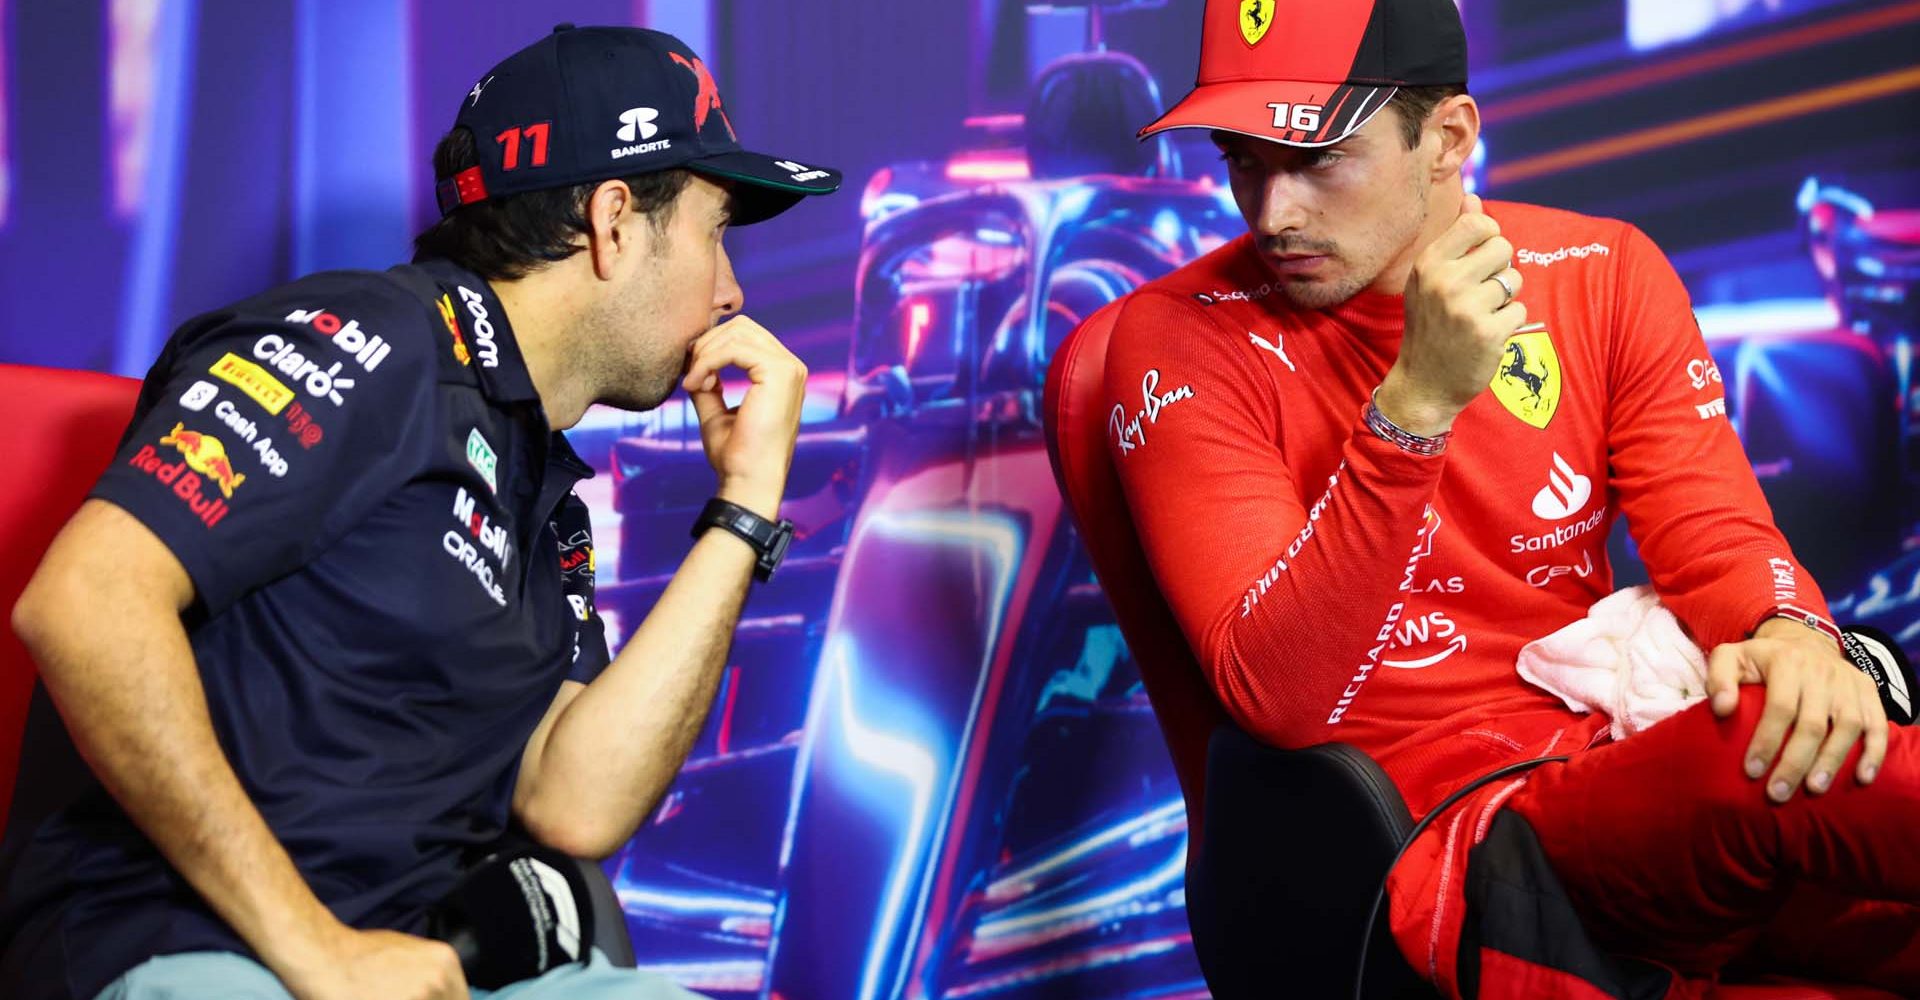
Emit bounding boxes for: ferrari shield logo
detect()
[1239,0,1273,46]
[1489,326,1560,429]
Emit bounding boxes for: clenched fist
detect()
[283,927,468,1000]
[680,315,807,519]
[1377,193,1528,436]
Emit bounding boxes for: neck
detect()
[1366,178,1467,297]
[490,264,594,430]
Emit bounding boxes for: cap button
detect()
[552,22,576,33]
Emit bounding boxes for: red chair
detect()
[0,363,141,834]
[1041,305,1901,999]
[0,363,641,977]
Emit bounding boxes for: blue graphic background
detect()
[3,1,1916,996]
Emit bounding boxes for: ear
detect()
[585,179,634,282]
[1428,95,1481,181]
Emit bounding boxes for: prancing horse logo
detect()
[1488,325,1561,429]
[1240,0,1273,46]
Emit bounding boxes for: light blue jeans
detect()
[95,948,708,999]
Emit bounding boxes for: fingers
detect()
[1428,210,1502,264]
[1707,643,1744,716]
[1745,652,1802,796]
[682,316,802,390]
[1491,298,1528,336]
[687,378,729,427]
[1857,672,1889,786]
[1804,673,1865,796]
[1765,655,1830,802]
[432,940,471,1000]
[1461,234,1515,283]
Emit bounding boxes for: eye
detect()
[1307,150,1343,169]
[1217,151,1255,172]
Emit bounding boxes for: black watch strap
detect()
[691,497,794,582]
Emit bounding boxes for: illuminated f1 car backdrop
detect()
[0,1,1916,998]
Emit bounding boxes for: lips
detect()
[1272,253,1329,274]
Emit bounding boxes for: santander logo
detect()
[1531,452,1593,521]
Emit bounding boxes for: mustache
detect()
[1260,237,1337,256]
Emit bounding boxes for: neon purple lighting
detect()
[0,0,10,228]
[107,0,161,218]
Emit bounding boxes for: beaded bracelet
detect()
[1364,388,1450,457]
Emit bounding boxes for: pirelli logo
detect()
[209,353,294,415]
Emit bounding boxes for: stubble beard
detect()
[583,282,688,413]
[1274,163,1433,311]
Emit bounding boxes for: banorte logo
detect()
[617,107,660,142]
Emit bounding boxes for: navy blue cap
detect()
[440,24,840,225]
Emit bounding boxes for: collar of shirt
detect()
[406,259,594,482]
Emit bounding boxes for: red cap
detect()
[1140,0,1468,147]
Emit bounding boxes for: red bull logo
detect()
[159,422,246,498]
[127,424,240,528]
[437,294,472,366]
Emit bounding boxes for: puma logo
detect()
[1248,331,1296,372]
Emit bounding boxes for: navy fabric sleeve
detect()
[555,491,613,683]
[89,277,438,617]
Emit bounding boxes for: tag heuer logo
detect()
[1489,325,1561,429]
[1239,0,1273,46]
[466,428,499,494]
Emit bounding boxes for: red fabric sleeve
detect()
[1103,291,1446,747]
[1605,223,1832,649]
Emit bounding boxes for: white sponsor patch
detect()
[1516,243,1611,268]
[1531,452,1593,521]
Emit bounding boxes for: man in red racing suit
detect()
[1106,0,1920,995]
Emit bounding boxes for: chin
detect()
[1278,276,1367,311]
[603,380,677,414]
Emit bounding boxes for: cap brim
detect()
[1137,81,1398,148]
[686,150,842,226]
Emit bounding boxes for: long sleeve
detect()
[1605,224,1832,648]
[1102,290,1447,747]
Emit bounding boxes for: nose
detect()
[713,240,743,319]
[1253,170,1313,238]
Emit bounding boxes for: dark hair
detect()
[412,128,693,280]
[1386,84,1469,149]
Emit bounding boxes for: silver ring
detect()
[1490,269,1516,308]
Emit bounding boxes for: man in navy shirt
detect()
[2,26,837,1000]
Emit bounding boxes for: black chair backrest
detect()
[1026,51,1175,180]
[1187,725,1439,999]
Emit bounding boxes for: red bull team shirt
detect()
[0,260,613,1000]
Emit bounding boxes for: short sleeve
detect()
[89,281,438,617]
[554,492,612,683]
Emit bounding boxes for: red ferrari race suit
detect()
[1101,200,1920,997]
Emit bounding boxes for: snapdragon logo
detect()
[1516,243,1610,268]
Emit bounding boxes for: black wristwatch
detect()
[691,497,794,582]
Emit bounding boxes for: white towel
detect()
[1515,585,1708,740]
